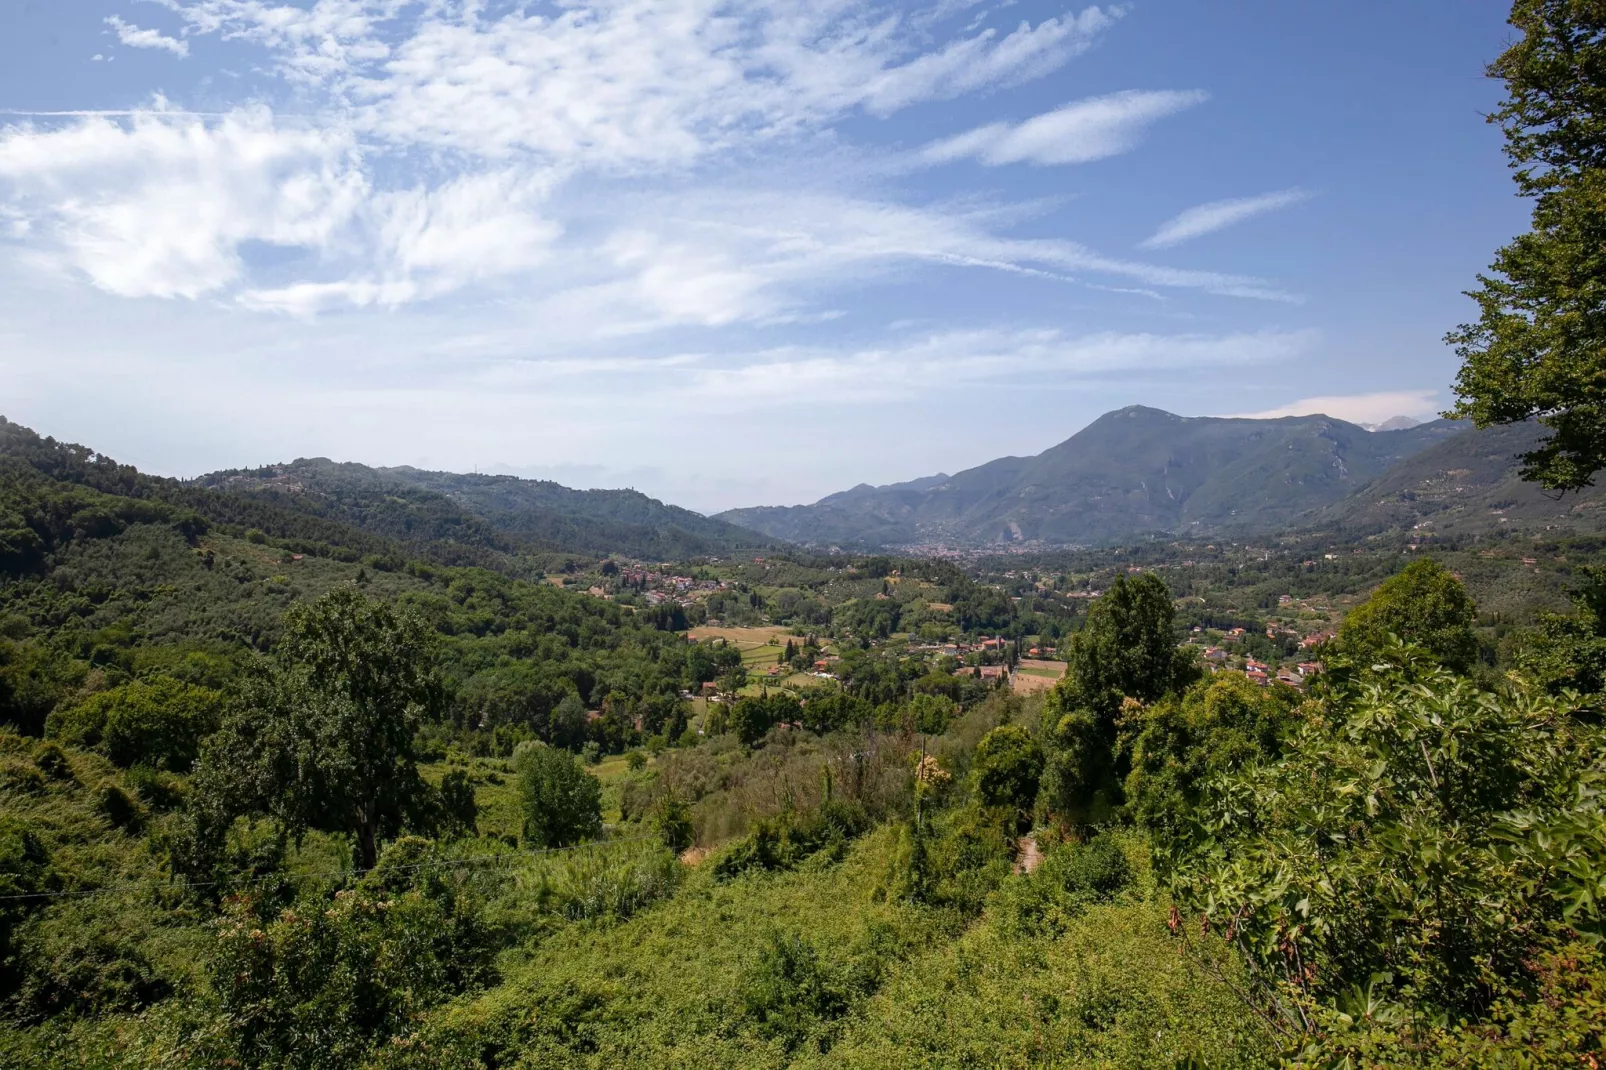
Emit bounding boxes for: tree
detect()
[799,691,870,735]
[1447,2,1606,489]
[1336,558,1479,673]
[1056,573,1195,724]
[515,741,602,849]
[971,725,1044,826]
[549,691,589,750]
[1124,672,1300,865]
[191,586,441,870]
[908,692,956,735]
[1039,573,1196,824]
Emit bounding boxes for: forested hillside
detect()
[199,457,775,562]
[3,405,1605,1066]
[1303,418,1606,536]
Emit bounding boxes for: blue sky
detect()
[0,1,1523,513]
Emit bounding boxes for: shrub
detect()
[0,758,44,795]
[528,840,681,922]
[649,795,695,853]
[30,741,73,782]
[1172,645,1606,1051]
[94,781,144,832]
[210,836,497,1069]
[740,930,849,1051]
[125,764,185,812]
[46,677,221,772]
[712,799,870,881]
[437,769,478,838]
[0,822,57,987]
[992,833,1134,940]
[10,899,171,1019]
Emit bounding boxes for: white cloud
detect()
[0,107,362,298]
[650,326,1318,408]
[105,16,190,57]
[512,188,1300,334]
[921,89,1208,166]
[241,169,563,313]
[1140,188,1310,249]
[1224,389,1441,426]
[0,2,1150,309]
[159,0,1120,166]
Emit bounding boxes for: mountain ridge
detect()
[195,456,777,561]
[717,406,1476,547]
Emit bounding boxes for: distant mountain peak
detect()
[1106,404,1182,420]
[1366,415,1423,432]
[716,404,1465,548]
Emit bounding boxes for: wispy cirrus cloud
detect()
[1140,188,1310,249]
[920,89,1208,166]
[105,16,190,57]
[675,326,1318,407]
[3,2,1145,310]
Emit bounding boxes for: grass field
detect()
[687,625,803,671]
[1011,659,1065,695]
[687,625,796,646]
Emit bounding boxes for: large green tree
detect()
[1336,558,1479,673]
[1448,1,1606,488]
[1039,573,1197,823]
[1055,573,1196,723]
[1124,672,1300,867]
[190,586,442,870]
[515,741,602,849]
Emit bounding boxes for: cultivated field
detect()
[1011,658,1065,694]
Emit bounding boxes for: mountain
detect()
[195,457,776,562]
[1362,415,1423,432]
[718,406,1466,548]
[1303,419,1606,537]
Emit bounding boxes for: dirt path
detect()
[1013,835,1042,875]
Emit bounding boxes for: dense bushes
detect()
[525,840,681,922]
[711,798,870,880]
[1171,642,1606,1056]
[992,832,1134,938]
[46,677,222,772]
[208,836,498,1069]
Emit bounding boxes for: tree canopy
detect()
[1448,1,1606,488]
[515,741,602,849]
[1335,558,1479,673]
[189,586,441,870]
[1055,573,1197,723]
